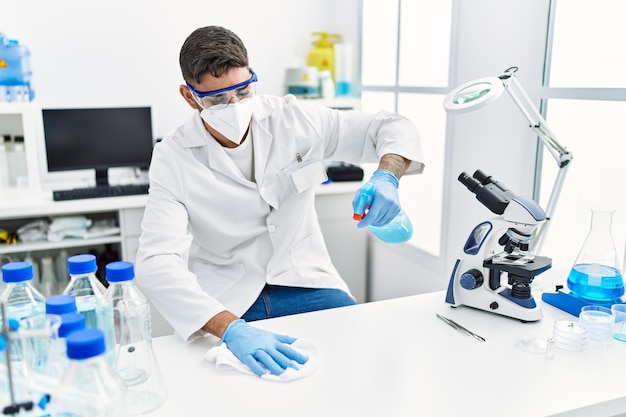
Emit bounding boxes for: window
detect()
[539,0,626,276]
[360,0,453,256]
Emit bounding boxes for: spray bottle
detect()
[353,183,413,244]
[306,32,341,81]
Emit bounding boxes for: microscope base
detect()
[541,290,622,317]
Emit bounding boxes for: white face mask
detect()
[200,98,254,145]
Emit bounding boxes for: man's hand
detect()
[222,319,309,377]
[352,169,401,228]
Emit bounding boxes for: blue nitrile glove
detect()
[222,319,309,377]
[352,169,401,228]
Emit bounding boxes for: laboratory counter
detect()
[148,290,626,417]
[0,181,362,219]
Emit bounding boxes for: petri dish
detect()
[553,317,588,351]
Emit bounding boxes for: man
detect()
[135,26,424,377]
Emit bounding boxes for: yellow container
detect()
[306,32,341,80]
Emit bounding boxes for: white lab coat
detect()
[135,94,424,341]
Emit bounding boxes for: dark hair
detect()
[179,26,249,85]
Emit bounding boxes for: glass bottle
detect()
[62,254,108,327]
[43,294,83,378]
[0,261,47,372]
[52,328,129,416]
[44,312,85,379]
[23,253,39,286]
[45,294,77,316]
[62,254,116,364]
[98,261,167,415]
[566,207,624,302]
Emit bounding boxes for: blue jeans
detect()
[241,285,356,322]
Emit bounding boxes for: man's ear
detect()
[179,84,201,110]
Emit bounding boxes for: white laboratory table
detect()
[148,291,626,417]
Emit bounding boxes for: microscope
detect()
[445,170,552,322]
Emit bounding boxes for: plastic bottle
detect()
[306,32,341,81]
[0,261,47,371]
[353,182,413,244]
[52,328,129,416]
[98,261,167,415]
[8,135,27,188]
[319,69,335,99]
[334,43,353,97]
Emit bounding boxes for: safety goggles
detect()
[187,68,258,108]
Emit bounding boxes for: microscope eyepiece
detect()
[473,169,510,193]
[458,170,515,215]
[473,169,491,185]
[458,172,482,193]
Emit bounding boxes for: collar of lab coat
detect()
[181,95,276,149]
[179,97,277,187]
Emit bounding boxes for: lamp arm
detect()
[531,163,571,253]
[498,68,574,253]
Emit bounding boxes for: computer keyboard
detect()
[52,184,149,201]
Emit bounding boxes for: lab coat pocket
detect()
[263,148,318,208]
[280,148,326,194]
[194,260,246,298]
[280,147,315,175]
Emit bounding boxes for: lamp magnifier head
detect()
[442,76,504,114]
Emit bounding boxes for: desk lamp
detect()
[443,66,573,253]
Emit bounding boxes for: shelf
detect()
[0,101,37,114]
[0,235,122,256]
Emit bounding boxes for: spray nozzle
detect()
[353,183,376,221]
[311,32,342,47]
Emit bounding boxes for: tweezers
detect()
[436,313,486,342]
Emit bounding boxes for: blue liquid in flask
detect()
[566,263,624,302]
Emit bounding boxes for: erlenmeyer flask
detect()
[566,207,624,302]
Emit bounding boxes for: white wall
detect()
[1,0,358,139]
[369,1,551,301]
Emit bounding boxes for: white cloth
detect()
[205,338,320,382]
[135,94,425,341]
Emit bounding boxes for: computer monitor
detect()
[41,107,154,187]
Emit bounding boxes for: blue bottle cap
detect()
[66,328,106,359]
[58,312,86,338]
[105,261,135,283]
[7,318,20,331]
[1,261,34,283]
[46,294,77,315]
[67,254,97,275]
